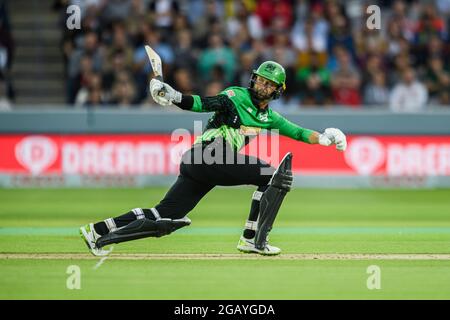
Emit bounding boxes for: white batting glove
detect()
[318,128,347,151]
[149,78,182,107]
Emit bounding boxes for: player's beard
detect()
[250,87,272,106]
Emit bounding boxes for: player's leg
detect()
[191,141,286,255]
[236,184,282,255]
[235,153,293,255]
[80,208,161,255]
[80,172,214,255]
[242,185,268,240]
[188,141,292,255]
[167,140,283,254]
[93,174,213,234]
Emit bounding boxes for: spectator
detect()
[56,1,101,78]
[327,14,356,60]
[227,22,252,53]
[209,64,227,86]
[204,80,224,96]
[326,44,346,73]
[105,23,134,71]
[172,29,198,72]
[101,0,133,24]
[424,56,450,105]
[226,0,263,40]
[84,87,107,108]
[56,0,450,109]
[386,0,416,42]
[388,52,412,87]
[263,33,296,69]
[68,31,103,79]
[248,38,266,67]
[148,0,180,37]
[103,49,129,91]
[255,0,293,30]
[172,67,196,96]
[293,14,329,69]
[0,0,14,102]
[234,50,256,88]
[172,14,191,34]
[416,35,448,69]
[68,53,94,104]
[124,0,148,34]
[110,72,137,107]
[389,67,428,112]
[292,0,309,21]
[330,48,362,107]
[364,71,390,106]
[291,14,328,54]
[361,54,387,89]
[414,3,446,46]
[296,52,332,106]
[386,19,405,59]
[75,72,107,106]
[192,0,224,49]
[0,78,11,110]
[269,93,301,112]
[183,0,208,27]
[354,11,388,59]
[436,0,450,31]
[197,33,236,85]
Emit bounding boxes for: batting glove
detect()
[149,78,182,107]
[319,128,347,151]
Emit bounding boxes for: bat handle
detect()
[153,75,165,97]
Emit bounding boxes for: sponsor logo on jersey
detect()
[239,125,261,136]
[258,113,269,122]
[225,90,235,98]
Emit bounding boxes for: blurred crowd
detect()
[0,0,14,110]
[55,0,450,111]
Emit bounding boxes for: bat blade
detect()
[145,45,163,81]
[145,45,166,97]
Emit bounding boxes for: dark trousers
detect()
[155,139,275,219]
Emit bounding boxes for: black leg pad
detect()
[96,217,191,248]
[254,152,293,250]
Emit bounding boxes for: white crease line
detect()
[92,246,114,270]
[3,253,450,260]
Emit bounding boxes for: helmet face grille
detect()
[248,72,285,101]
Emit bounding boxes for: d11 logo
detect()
[15,136,58,175]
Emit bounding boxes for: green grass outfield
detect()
[1,188,450,299]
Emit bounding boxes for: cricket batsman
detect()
[80,61,347,256]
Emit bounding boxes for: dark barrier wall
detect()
[1,109,450,134]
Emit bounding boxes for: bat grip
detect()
[153,75,166,97]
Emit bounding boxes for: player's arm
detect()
[272,112,347,151]
[148,78,230,112]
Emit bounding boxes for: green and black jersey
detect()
[179,86,314,151]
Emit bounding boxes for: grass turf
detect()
[0,188,450,299]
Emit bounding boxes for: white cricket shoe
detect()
[79,223,113,257]
[237,235,281,256]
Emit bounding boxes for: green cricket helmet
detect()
[249,61,287,100]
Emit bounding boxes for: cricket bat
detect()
[145,45,166,97]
